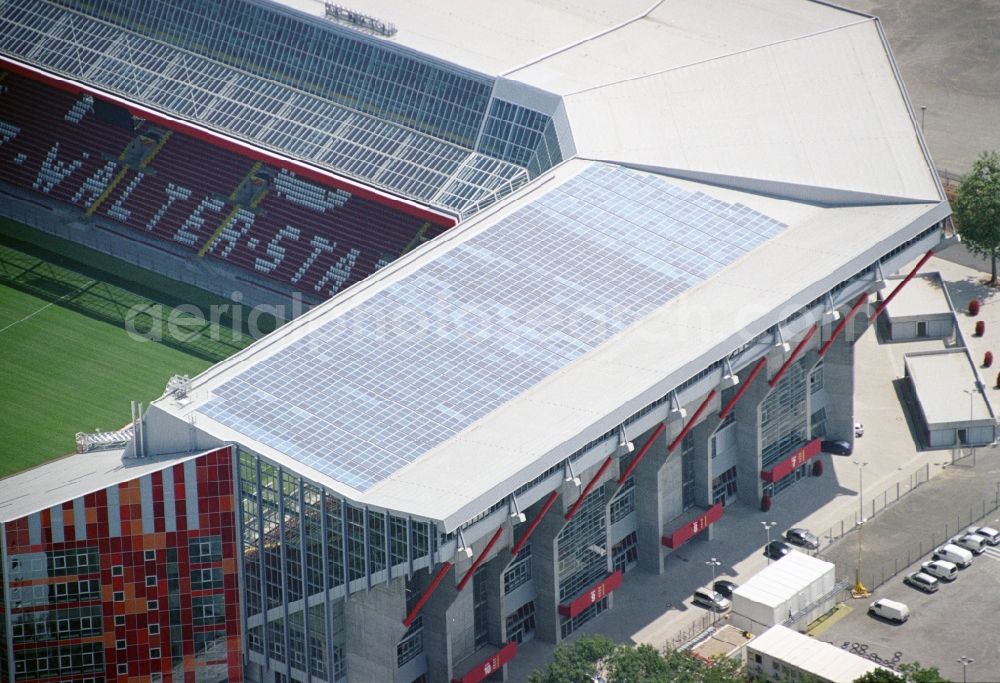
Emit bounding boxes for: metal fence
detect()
[819,463,931,545]
[832,493,1000,594]
[667,611,726,651]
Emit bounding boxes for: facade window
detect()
[115,615,125,627]
[473,566,490,648]
[396,615,424,667]
[609,476,635,524]
[149,623,160,635]
[193,595,226,626]
[150,647,161,658]
[809,361,824,395]
[189,536,223,564]
[811,408,827,439]
[760,362,809,475]
[712,466,739,506]
[560,597,608,639]
[113,591,124,602]
[557,487,607,613]
[118,663,128,675]
[191,567,224,590]
[505,601,536,644]
[146,575,157,587]
[112,565,123,577]
[503,544,532,595]
[611,532,638,573]
[147,600,158,611]
[681,433,697,510]
[145,549,156,561]
[47,548,99,576]
[116,639,126,650]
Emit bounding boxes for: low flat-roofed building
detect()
[904,349,996,448]
[730,551,837,635]
[746,625,889,683]
[881,272,956,341]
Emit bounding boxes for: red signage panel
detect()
[760,438,822,482]
[660,503,724,548]
[558,571,623,619]
[452,642,518,683]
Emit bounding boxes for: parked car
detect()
[968,525,1000,546]
[921,560,958,582]
[904,571,939,593]
[821,439,852,456]
[933,543,973,568]
[712,580,738,599]
[869,598,909,623]
[693,587,731,611]
[855,422,864,437]
[785,528,820,550]
[763,541,792,560]
[950,533,987,555]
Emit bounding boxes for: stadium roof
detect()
[152,156,948,529]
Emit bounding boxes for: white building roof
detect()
[733,551,834,609]
[0,449,209,523]
[884,272,953,319]
[905,350,994,425]
[151,155,946,528]
[748,625,888,683]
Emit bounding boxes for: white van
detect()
[950,533,987,555]
[933,543,973,568]
[869,598,909,623]
[921,559,958,582]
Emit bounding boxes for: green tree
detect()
[854,662,949,683]
[527,635,616,683]
[954,150,1000,284]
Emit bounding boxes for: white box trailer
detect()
[731,551,836,634]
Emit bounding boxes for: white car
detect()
[854,422,864,437]
[921,559,957,582]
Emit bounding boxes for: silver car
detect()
[904,571,939,593]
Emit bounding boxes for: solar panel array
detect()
[199,163,787,491]
[0,0,528,215]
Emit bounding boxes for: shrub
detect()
[976,320,986,337]
[985,351,994,368]
[760,494,772,512]
[812,460,823,477]
[969,298,981,316]
[996,371,1000,389]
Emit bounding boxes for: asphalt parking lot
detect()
[819,543,1000,683]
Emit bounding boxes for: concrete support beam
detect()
[344,577,407,683]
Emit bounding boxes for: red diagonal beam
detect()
[818,293,870,357]
[403,561,452,627]
[510,491,559,557]
[718,357,767,420]
[617,423,666,485]
[870,249,935,322]
[668,390,717,452]
[457,526,505,592]
[564,456,614,521]
[768,324,818,388]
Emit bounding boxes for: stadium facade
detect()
[0,1,954,682]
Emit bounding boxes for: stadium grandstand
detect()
[0,1,956,682]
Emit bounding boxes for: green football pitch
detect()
[0,220,271,477]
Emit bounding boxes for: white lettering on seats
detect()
[173,196,224,246]
[107,172,144,222]
[146,183,192,231]
[291,235,336,284]
[71,160,118,207]
[209,208,256,259]
[33,143,83,193]
[316,248,360,295]
[255,226,300,274]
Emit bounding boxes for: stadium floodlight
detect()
[618,425,634,452]
[823,293,841,323]
[722,358,740,388]
[872,262,888,291]
[564,461,581,487]
[457,529,474,559]
[509,497,526,523]
[669,391,687,419]
[773,325,790,353]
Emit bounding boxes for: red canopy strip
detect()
[617,423,666,485]
[768,324,818,388]
[402,561,453,627]
[510,491,559,557]
[667,390,717,453]
[870,249,935,322]
[818,292,870,357]
[717,357,767,420]
[564,456,614,521]
[456,526,505,592]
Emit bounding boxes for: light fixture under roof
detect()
[324,3,397,37]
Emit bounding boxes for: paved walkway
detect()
[507,245,998,681]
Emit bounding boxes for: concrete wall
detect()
[819,326,856,444]
[344,578,408,683]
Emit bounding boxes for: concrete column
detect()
[690,418,715,509]
[632,422,670,574]
[528,491,569,643]
[822,326,856,444]
[734,362,773,507]
[344,577,407,683]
